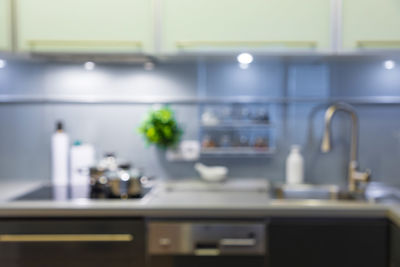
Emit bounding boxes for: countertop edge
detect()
[0,202,389,220]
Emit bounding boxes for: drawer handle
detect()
[0,234,134,242]
[357,40,400,48]
[219,238,256,247]
[194,248,220,256]
[27,40,143,49]
[176,40,317,48]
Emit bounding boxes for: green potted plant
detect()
[138,106,183,149]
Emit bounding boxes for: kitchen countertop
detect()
[0,181,43,201]
[388,205,400,226]
[0,180,398,226]
[0,180,396,224]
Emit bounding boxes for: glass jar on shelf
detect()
[201,134,216,148]
[253,137,269,150]
[219,134,231,148]
[201,108,219,126]
[253,107,270,124]
[219,105,233,124]
[233,132,250,148]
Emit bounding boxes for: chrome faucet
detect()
[321,103,370,193]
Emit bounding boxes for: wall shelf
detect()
[201,122,273,129]
[200,147,275,157]
[2,95,400,105]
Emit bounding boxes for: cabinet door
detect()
[342,0,400,49]
[160,0,331,53]
[269,218,388,267]
[0,0,11,51]
[391,223,400,267]
[0,218,145,267]
[16,0,153,53]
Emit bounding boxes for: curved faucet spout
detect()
[320,103,369,193]
[320,103,358,163]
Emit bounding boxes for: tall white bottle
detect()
[51,122,69,186]
[285,145,304,185]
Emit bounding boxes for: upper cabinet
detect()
[6,0,400,55]
[342,0,400,50]
[16,0,154,53]
[160,0,331,53]
[0,0,11,51]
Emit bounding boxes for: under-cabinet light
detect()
[383,60,396,70]
[237,53,253,64]
[0,59,6,69]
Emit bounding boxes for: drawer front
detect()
[0,218,145,267]
[269,218,388,267]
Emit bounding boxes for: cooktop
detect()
[13,185,150,201]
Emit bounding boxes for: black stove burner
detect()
[13,185,150,201]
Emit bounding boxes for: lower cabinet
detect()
[391,223,400,267]
[149,255,265,267]
[0,216,393,267]
[0,218,145,267]
[268,218,388,267]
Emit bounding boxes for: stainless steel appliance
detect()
[147,221,267,267]
[89,153,154,199]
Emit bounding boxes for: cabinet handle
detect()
[176,40,317,48]
[219,238,256,247]
[0,234,134,242]
[27,40,143,49]
[194,248,220,256]
[357,40,400,48]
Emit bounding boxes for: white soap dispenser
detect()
[285,145,304,185]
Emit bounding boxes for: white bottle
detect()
[286,145,304,185]
[70,141,95,186]
[51,122,69,186]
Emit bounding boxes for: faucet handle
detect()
[349,168,371,193]
[356,169,371,183]
[363,168,371,182]
[355,169,371,183]
[366,168,372,179]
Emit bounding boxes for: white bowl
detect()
[194,163,228,182]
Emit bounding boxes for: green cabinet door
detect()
[160,0,331,53]
[0,0,11,51]
[16,0,153,53]
[343,0,400,49]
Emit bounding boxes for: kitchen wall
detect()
[0,56,400,186]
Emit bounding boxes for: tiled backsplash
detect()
[1,57,400,186]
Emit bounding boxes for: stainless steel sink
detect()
[273,184,365,201]
[274,182,400,203]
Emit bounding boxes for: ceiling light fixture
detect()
[237,53,254,65]
[383,60,396,70]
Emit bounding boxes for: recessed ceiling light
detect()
[383,60,396,70]
[84,61,95,71]
[0,59,7,69]
[237,53,253,65]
